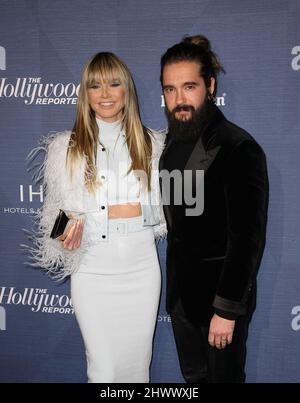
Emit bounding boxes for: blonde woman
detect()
[28,52,166,382]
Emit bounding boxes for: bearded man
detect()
[159,35,269,383]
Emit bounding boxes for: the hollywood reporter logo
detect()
[0,46,78,104]
[0,77,79,105]
[0,287,74,314]
[291,46,300,71]
[0,46,6,70]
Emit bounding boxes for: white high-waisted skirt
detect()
[71,216,161,383]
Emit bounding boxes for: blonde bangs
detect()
[86,56,128,90]
[68,52,152,193]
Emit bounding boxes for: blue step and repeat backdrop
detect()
[0,0,300,383]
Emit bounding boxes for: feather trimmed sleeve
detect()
[22,132,85,281]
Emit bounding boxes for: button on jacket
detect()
[26,129,166,280]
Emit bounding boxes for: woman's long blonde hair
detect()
[68,52,152,192]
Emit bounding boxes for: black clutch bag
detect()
[50,210,70,239]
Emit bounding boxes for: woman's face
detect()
[87,78,125,123]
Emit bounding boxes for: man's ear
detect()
[208,77,215,96]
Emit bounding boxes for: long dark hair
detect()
[160,35,225,97]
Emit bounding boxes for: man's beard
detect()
[165,97,211,143]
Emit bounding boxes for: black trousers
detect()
[170,298,250,383]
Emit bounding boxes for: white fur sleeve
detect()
[22,132,85,281]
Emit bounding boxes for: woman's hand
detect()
[57,219,84,250]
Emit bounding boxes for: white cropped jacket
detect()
[25,130,167,280]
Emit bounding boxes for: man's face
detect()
[162,61,215,120]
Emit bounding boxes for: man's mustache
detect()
[172,104,195,113]
[172,104,195,114]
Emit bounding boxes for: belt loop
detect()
[109,216,144,235]
[116,222,127,236]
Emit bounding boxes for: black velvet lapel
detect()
[159,135,173,171]
[159,136,174,229]
[184,137,221,172]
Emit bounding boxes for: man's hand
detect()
[57,219,84,250]
[208,313,235,349]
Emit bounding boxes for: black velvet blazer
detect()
[159,105,269,325]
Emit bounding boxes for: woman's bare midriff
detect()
[108,202,142,219]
